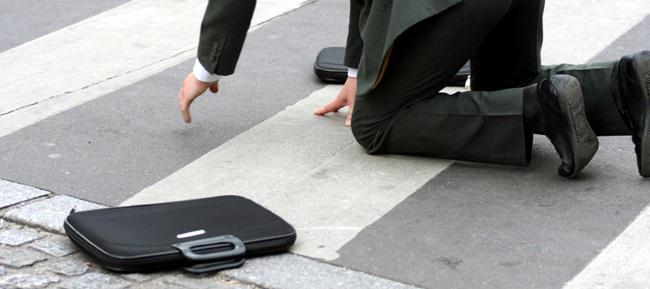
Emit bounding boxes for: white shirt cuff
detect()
[193,59,222,83]
[347,67,358,78]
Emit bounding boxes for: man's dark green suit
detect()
[196,0,630,167]
[196,0,463,94]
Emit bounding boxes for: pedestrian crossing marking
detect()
[123,85,453,260]
[0,0,308,138]
[563,204,650,289]
[542,0,649,64]
[0,0,648,285]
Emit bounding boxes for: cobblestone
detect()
[159,274,256,289]
[0,179,49,210]
[59,272,131,289]
[224,254,420,289]
[4,196,105,234]
[127,279,187,289]
[0,185,410,289]
[0,228,45,246]
[0,272,60,289]
[122,273,160,283]
[0,246,48,269]
[160,274,222,288]
[46,257,89,277]
[28,236,77,257]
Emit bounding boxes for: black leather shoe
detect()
[618,51,650,177]
[529,75,599,178]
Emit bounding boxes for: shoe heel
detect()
[554,75,599,178]
[637,51,650,177]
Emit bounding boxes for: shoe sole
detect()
[633,51,650,177]
[554,76,599,178]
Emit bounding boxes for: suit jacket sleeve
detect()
[197,0,256,76]
[344,0,364,69]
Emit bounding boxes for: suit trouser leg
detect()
[470,0,545,90]
[536,63,630,135]
[351,0,533,166]
[469,0,630,136]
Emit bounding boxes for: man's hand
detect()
[314,77,357,126]
[178,73,219,123]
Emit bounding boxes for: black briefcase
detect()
[64,196,296,273]
[313,46,471,87]
[313,46,348,83]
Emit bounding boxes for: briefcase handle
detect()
[172,235,246,262]
[184,257,245,274]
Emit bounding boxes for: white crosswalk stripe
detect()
[542,0,649,64]
[0,0,308,138]
[0,0,649,286]
[123,85,453,260]
[563,205,650,289]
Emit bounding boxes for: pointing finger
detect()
[178,87,192,123]
[209,82,219,93]
[314,98,347,116]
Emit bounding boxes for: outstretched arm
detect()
[178,0,257,123]
[344,0,363,70]
[197,0,256,76]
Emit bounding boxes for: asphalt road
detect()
[1,1,649,288]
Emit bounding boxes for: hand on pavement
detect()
[314,77,357,126]
[177,73,219,123]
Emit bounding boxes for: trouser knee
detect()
[350,121,372,152]
[351,112,387,154]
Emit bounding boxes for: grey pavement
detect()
[29,235,79,257]
[332,18,650,289]
[0,178,417,288]
[0,0,649,288]
[0,227,45,246]
[0,0,347,206]
[0,179,49,209]
[0,0,129,52]
[4,195,106,234]
[334,137,650,289]
[223,254,419,289]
